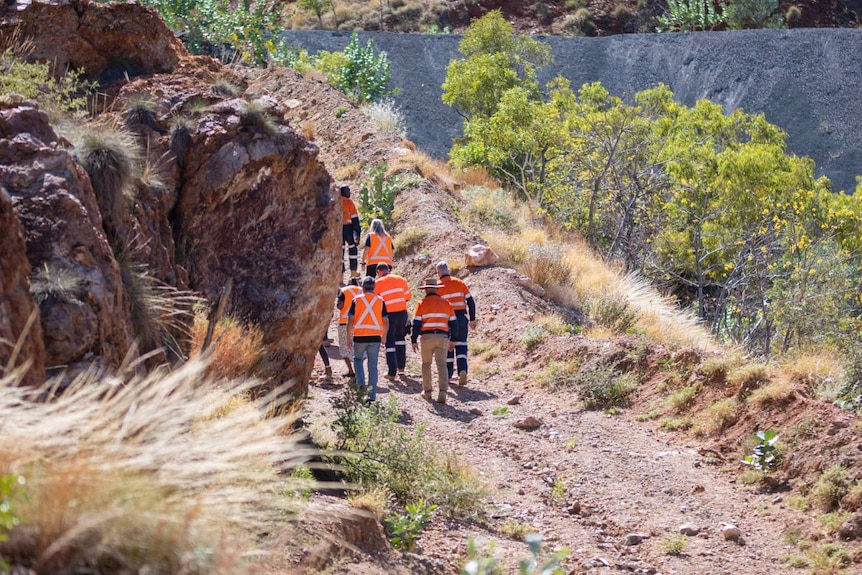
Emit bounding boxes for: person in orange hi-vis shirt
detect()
[374,263,412,380]
[435,260,477,386]
[411,277,457,404]
[360,218,393,278]
[336,276,362,378]
[340,185,362,278]
[347,276,389,403]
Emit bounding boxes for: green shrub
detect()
[724,0,784,29]
[536,360,581,389]
[427,453,489,519]
[332,33,397,103]
[659,416,692,431]
[667,384,700,413]
[0,474,25,542]
[811,465,851,512]
[575,363,638,409]
[656,0,724,31]
[0,46,93,115]
[661,534,687,555]
[520,324,549,350]
[588,294,640,335]
[741,429,780,472]
[384,499,437,551]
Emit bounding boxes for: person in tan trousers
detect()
[410,278,456,404]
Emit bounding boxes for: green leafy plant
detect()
[358,163,421,225]
[661,534,687,555]
[741,429,779,472]
[520,324,549,350]
[333,33,397,103]
[461,534,568,575]
[574,363,638,409]
[0,44,94,115]
[549,476,566,503]
[491,406,509,416]
[0,474,25,539]
[384,499,437,551]
[656,0,724,31]
[334,106,348,118]
[723,0,784,29]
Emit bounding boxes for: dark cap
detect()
[339,184,350,196]
[376,262,391,274]
[361,276,376,290]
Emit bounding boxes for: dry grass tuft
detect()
[361,99,406,136]
[347,485,391,521]
[301,119,315,140]
[455,165,500,189]
[691,397,738,437]
[0,360,311,574]
[780,350,846,399]
[190,314,266,380]
[747,378,797,408]
[335,163,363,180]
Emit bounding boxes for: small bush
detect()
[520,324,549,350]
[809,543,850,574]
[588,293,640,335]
[536,359,581,389]
[818,511,851,534]
[384,499,437,551]
[123,92,159,129]
[695,356,731,385]
[358,163,421,225]
[535,313,569,336]
[692,398,738,437]
[29,263,83,305]
[335,162,363,180]
[522,245,572,288]
[348,485,390,521]
[427,453,489,519]
[470,340,501,362]
[499,519,535,540]
[575,363,638,409]
[240,99,279,135]
[811,465,851,512]
[361,99,407,136]
[462,186,518,232]
[211,76,242,97]
[661,534,687,555]
[728,363,769,398]
[843,482,862,511]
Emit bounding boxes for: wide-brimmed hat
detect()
[418,277,440,290]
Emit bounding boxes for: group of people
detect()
[330,185,477,404]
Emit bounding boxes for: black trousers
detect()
[342,225,358,272]
[385,310,409,376]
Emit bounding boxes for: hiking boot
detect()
[350,270,361,278]
[458,371,468,386]
[343,372,356,379]
[397,368,406,375]
[383,373,397,381]
[422,391,432,400]
[435,395,447,404]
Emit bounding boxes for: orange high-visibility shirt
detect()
[338,285,363,325]
[341,196,359,226]
[415,294,455,334]
[367,233,393,265]
[437,275,471,311]
[351,293,385,338]
[374,274,412,313]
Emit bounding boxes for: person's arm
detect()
[466,291,477,329]
[351,215,361,239]
[448,311,457,351]
[336,290,345,310]
[381,301,389,341]
[346,302,356,339]
[360,235,370,266]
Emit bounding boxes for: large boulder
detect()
[3,0,187,82]
[0,185,45,386]
[0,102,135,375]
[174,96,340,394]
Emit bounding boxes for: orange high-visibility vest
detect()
[374,274,412,313]
[367,233,393,265]
[437,275,470,311]
[415,294,455,334]
[339,285,363,325]
[341,196,358,226]
[352,293,385,338]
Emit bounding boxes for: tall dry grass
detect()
[0,359,309,574]
[189,314,266,380]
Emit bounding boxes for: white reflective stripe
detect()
[386,347,396,352]
[422,312,451,321]
[395,340,407,345]
[441,292,464,300]
[384,297,407,305]
[456,354,468,359]
[451,341,467,345]
[355,296,383,331]
[424,321,449,329]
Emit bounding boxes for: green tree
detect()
[724,0,784,29]
[298,0,329,27]
[335,33,396,103]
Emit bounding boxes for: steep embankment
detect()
[283,29,862,193]
[253,59,862,574]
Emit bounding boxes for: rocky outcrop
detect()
[0,102,134,374]
[3,0,186,82]
[0,185,45,386]
[173,95,340,393]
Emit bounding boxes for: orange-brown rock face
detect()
[0,185,45,386]
[175,97,340,394]
[0,102,134,375]
[6,0,186,81]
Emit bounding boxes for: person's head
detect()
[370,218,386,237]
[339,184,350,198]
[436,260,450,278]
[376,262,391,276]
[419,277,439,294]
[361,276,376,292]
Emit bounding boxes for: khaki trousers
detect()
[420,333,449,399]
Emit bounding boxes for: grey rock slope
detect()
[283,29,862,193]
